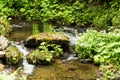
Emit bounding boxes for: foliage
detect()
[93,8,113,29]
[1,0,120,28]
[0,67,27,80]
[76,29,120,65]
[75,29,120,79]
[27,42,63,64]
[75,29,104,59]
[38,42,63,57]
[98,64,120,80]
[43,22,54,32]
[27,49,53,63]
[32,23,39,35]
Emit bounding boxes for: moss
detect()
[28,32,69,41]
[5,46,23,65]
[25,32,70,51]
[26,50,53,65]
[0,17,12,36]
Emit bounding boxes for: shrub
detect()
[75,29,120,79]
[38,42,63,58]
[75,29,120,66]
[1,0,120,30]
[27,42,63,65]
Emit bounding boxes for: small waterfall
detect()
[12,41,35,74]
[55,26,79,61]
[55,26,79,45]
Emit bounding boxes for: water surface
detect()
[28,60,98,80]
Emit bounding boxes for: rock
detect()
[79,59,93,63]
[24,32,70,51]
[0,17,12,36]
[0,63,4,71]
[26,50,53,65]
[5,46,23,65]
[115,77,120,80]
[0,51,5,58]
[0,36,9,51]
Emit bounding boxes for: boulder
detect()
[26,50,53,65]
[25,32,70,51]
[5,46,23,65]
[0,51,5,58]
[0,63,4,71]
[0,17,12,36]
[0,36,9,51]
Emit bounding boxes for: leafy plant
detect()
[27,42,63,64]
[32,23,39,35]
[75,29,120,79]
[76,29,120,64]
[0,67,27,80]
[43,22,54,32]
[1,0,120,29]
[28,49,53,63]
[75,29,103,59]
[98,64,120,80]
[38,42,63,57]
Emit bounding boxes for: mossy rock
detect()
[25,32,70,51]
[26,50,53,65]
[5,46,23,65]
[0,36,9,51]
[0,17,12,36]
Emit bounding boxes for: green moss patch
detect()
[5,46,23,65]
[25,32,70,52]
[27,50,53,65]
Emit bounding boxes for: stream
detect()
[6,20,98,80]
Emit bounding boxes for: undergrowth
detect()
[75,29,120,79]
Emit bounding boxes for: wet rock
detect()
[5,46,23,65]
[26,50,52,65]
[0,51,5,58]
[115,77,120,80]
[0,63,4,71]
[0,18,12,36]
[0,36,9,51]
[25,32,70,51]
[79,59,93,63]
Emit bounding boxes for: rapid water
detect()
[12,42,35,74]
[0,41,35,80]
[55,26,79,45]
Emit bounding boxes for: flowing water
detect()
[6,20,99,80]
[11,42,35,74]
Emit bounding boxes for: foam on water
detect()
[12,42,35,74]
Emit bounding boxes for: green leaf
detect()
[20,8,26,12]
